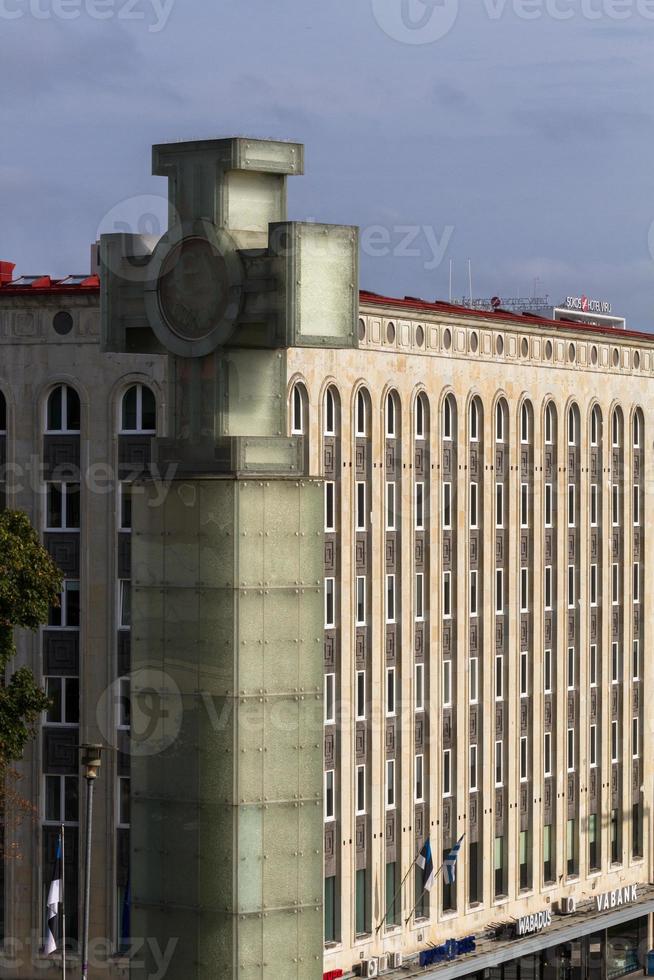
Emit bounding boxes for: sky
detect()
[1,0,654,328]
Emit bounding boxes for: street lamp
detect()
[80,744,103,980]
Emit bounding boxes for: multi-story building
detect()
[0,139,653,980]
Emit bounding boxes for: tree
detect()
[0,510,63,769]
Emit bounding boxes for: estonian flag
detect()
[44,834,62,956]
[416,838,435,892]
[444,834,465,885]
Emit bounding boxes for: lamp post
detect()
[80,744,102,980]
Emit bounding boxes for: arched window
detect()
[520,403,529,444]
[386,392,398,439]
[46,384,80,433]
[415,393,426,440]
[121,384,156,434]
[495,400,506,443]
[612,408,621,448]
[324,386,338,436]
[568,405,578,447]
[355,389,369,438]
[591,405,601,447]
[443,395,453,441]
[633,411,641,449]
[470,399,479,442]
[545,402,554,445]
[0,391,6,434]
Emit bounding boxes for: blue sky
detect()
[1,0,654,327]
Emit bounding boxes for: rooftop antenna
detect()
[468,259,473,306]
[449,259,453,304]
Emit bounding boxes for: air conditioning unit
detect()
[390,952,403,968]
[559,896,576,915]
[378,954,389,972]
[360,959,379,978]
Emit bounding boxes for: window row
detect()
[40,383,157,434]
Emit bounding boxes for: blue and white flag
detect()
[444,834,465,885]
[416,838,435,892]
[44,834,62,956]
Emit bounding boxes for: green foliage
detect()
[0,510,63,767]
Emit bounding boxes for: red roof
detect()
[360,290,654,343]
[0,273,100,296]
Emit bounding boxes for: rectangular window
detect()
[386,759,395,809]
[325,770,335,821]
[117,776,130,828]
[441,750,450,798]
[415,482,425,530]
[469,745,478,792]
[118,580,131,630]
[544,732,552,777]
[611,642,619,684]
[415,572,424,621]
[520,736,528,782]
[632,639,639,681]
[544,565,553,610]
[118,482,132,531]
[356,671,366,720]
[470,481,478,529]
[568,484,575,527]
[590,644,598,687]
[567,646,575,690]
[324,481,335,532]
[469,657,479,704]
[612,484,619,526]
[520,483,529,528]
[612,563,619,605]
[386,574,396,623]
[588,813,599,872]
[442,571,451,619]
[386,482,396,531]
[356,576,366,626]
[494,741,503,787]
[567,818,576,876]
[633,562,640,603]
[356,481,366,531]
[356,765,366,815]
[116,676,130,730]
[632,717,639,759]
[567,565,575,609]
[325,578,335,628]
[386,667,396,717]
[520,651,528,697]
[416,754,425,802]
[46,482,81,531]
[590,564,598,606]
[355,868,367,935]
[415,663,424,712]
[590,484,598,527]
[543,825,553,882]
[545,483,553,527]
[567,728,575,772]
[325,877,337,943]
[544,648,552,694]
[611,720,618,763]
[44,676,80,726]
[469,569,478,617]
[324,673,335,725]
[442,660,452,707]
[49,580,80,629]
[495,483,504,528]
[520,567,529,612]
[496,567,504,614]
[44,774,79,825]
[633,485,640,526]
[590,724,597,767]
[442,482,452,529]
[495,654,503,701]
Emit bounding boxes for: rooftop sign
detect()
[562,296,612,315]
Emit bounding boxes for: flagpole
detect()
[60,825,66,980]
[374,850,422,935]
[404,865,444,927]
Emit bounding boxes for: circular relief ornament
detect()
[144,221,244,357]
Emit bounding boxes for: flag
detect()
[416,838,435,892]
[444,834,465,885]
[44,834,62,956]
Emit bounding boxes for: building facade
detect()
[0,139,653,980]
